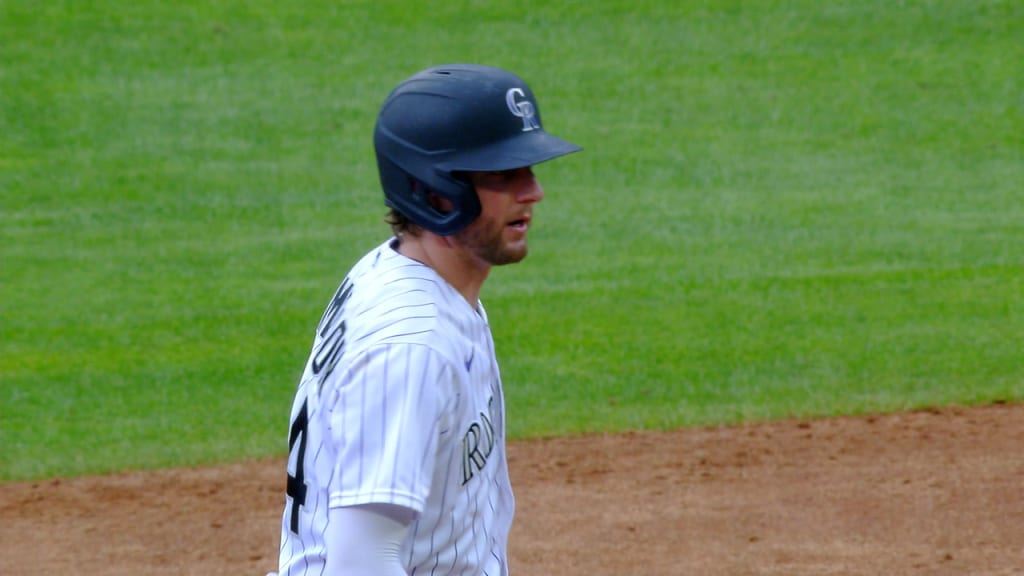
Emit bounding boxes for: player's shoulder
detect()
[348,239,452,310]
[342,239,471,356]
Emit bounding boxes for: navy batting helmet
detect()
[374,64,582,236]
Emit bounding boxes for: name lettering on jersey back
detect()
[461,396,497,485]
[312,277,353,388]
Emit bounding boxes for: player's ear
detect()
[426,192,454,214]
[409,178,455,215]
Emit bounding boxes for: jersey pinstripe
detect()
[278,239,514,576]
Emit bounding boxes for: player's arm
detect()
[320,342,453,573]
[324,342,452,512]
[323,503,415,576]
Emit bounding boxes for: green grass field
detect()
[2,0,1021,481]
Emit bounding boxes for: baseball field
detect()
[2,1,1022,574]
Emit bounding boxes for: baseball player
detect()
[273,64,581,576]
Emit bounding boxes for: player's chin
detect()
[491,243,529,266]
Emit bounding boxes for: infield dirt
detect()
[2,403,1022,575]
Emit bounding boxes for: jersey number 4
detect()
[285,279,353,534]
[286,398,309,534]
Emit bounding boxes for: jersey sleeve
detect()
[321,342,452,514]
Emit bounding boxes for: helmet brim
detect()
[439,129,582,173]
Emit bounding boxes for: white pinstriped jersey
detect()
[278,238,514,576]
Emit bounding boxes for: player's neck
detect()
[396,233,489,309]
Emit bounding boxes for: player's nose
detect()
[515,169,544,204]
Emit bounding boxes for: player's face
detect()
[454,167,544,266]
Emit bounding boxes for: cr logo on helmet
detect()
[506,88,540,132]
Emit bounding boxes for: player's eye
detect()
[471,172,509,188]
[474,168,532,188]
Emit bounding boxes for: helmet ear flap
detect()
[413,175,482,235]
[379,155,481,236]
